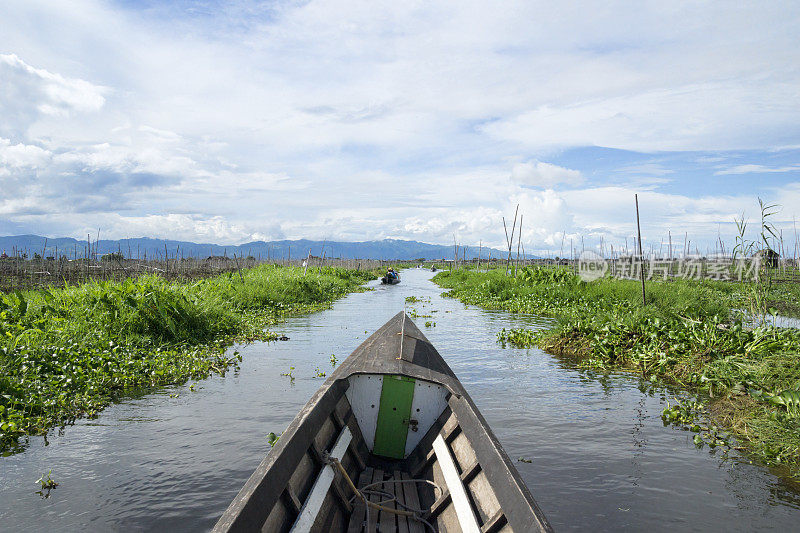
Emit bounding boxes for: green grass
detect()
[434,266,800,477]
[0,264,375,453]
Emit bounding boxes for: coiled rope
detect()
[325,455,441,532]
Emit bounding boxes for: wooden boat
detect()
[380,275,401,285]
[214,312,552,533]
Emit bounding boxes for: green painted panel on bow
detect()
[372,375,415,459]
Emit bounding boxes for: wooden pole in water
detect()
[503,205,519,275]
[668,231,672,261]
[515,215,523,276]
[635,194,646,305]
[453,233,458,271]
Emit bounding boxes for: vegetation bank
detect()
[434,266,800,478]
[0,265,375,454]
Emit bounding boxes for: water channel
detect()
[1,268,799,531]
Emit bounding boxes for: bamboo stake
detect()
[668,230,672,262]
[515,215,523,276]
[453,233,458,271]
[635,194,646,305]
[503,205,519,275]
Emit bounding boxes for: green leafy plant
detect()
[36,470,58,490]
[732,198,782,322]
[751,389,800,418]
[497,328,539,348]
[432,255,800,477]
[1,264,376,454]
[280,366,295,382]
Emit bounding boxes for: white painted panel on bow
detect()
[404,379,449,457]
[345,374,383,450]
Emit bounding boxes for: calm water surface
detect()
[1,269,799,531]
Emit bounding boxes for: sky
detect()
[1,0,800,255]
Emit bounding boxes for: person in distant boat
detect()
[387,267,398,280]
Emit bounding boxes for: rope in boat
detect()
[325,455,440,532]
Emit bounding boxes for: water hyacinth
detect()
[0,265,375,453]
[435,267,800,478]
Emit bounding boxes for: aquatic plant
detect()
[497,328,539,348]
[281,366,296,383]
[36,470,58,490]
[750,389,800,418]
[0,265,374,452]
[434,268,800,477]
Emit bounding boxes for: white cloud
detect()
[0,138,51,168]
[511,161,583,188]
[1,0,799,251]
[0,53,107,138]
[715,164,800,175]
[616,163,673,176]
[0,53,106,114]
[482,81,800,152]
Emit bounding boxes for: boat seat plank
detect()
[400,472,425,533]
[346,468,429,533]
[378,470,396,533]
[394,471,410,533]
[433,434,481,533]
[346,469,373,533]
[366,468,382,532]
[290,426,353,532]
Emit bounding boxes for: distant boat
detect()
[214,312,552,533]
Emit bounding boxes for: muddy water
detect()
[1,269,799,531]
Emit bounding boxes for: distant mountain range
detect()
[0,234,513,261]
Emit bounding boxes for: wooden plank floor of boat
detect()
[346,467,425,533]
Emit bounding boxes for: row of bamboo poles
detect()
[0,237,391,293]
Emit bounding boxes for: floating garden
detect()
[0,265,375,453]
